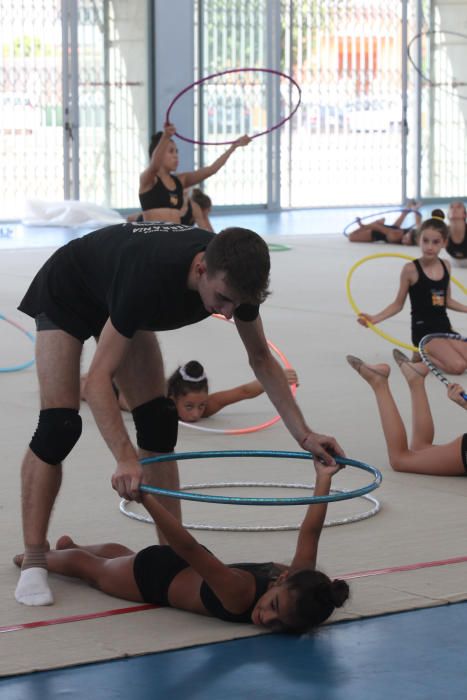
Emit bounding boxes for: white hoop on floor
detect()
[120,481,380,531]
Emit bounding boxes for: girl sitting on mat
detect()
[347,350,467,475]
[81,362,298,419]
[14,460,349,633]
[446,200,467,267]
[357,211,467,375]
[139,122,250,223]
[347,200,422,244]
[127,187,214,231]
[168,361,297,423]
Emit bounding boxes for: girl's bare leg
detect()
[55,535,134,558]
[16,542,143,602]
[424,338,467,375]
[347,356,465,475]
[347,357,409,466]
[393,354,433,448]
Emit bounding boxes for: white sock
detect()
[15,567,54,606]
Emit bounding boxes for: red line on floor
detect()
[339,554,467,580]
[3,554,467,634]
[0,603,156,634]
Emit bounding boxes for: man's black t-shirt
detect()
[19,222,259,341]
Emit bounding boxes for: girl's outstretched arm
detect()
[204,368,298,417]
[358,264,412,326]
[290,462,343,571]
[446,274,467,313]
[178,135,251,188]
[139,123,176,191]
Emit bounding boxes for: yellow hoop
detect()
[346,252,467,353]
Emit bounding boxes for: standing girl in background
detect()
[139,123,250,223]
[357,211,467,374]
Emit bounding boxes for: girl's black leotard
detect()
[133,545,276,623]
[180,201,194,226]
[446,226,467,259]
[409,258,453,346]
[139,175,184,211]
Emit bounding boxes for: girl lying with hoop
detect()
[168,361,297,423]
[347,200,422,245]
[14,460,348,633]
[347,350,467,476]
[357,211,467,374]
[81,362,297,419]
[139,122,250,224]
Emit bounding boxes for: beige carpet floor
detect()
[1,235,467,676]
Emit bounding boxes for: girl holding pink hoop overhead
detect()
[139,122,251,224]
[357,211,467,374]
[167,361,298,423]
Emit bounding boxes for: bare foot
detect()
[346,355,390,386]
[55,535,77,550]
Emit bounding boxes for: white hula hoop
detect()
[120,481,380,531]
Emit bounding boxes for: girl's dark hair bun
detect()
[183,360,205,379]
[331,579,350,607]
[431,209,445,220]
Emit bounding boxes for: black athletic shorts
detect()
[133,545,189,605]
[35,312,62,332]
[461,434,467,474]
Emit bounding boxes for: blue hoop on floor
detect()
[140,450,382,505]
[419,333,467,400]
[0,313,35,373]
[343,208,421,238]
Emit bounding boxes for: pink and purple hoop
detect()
[165,67,302,146]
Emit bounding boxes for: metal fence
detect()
[196,0,467,208]
[0,0,149,219]
[1,0,466,216]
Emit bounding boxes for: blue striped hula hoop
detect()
[140,450,382,505]
[419,333,467,401]
[0,313,35,372]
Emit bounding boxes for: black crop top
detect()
[409,258,450,322]
[446,226,467,259]
[200,563,273,623]
[132,546,277,624]
[139,175,184,211]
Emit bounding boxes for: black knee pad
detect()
[132,396,178,453]
[29,408,82,465]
